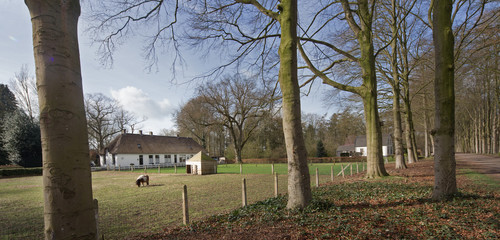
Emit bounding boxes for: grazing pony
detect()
[136,175,149,187]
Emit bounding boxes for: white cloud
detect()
[110,86,175,132]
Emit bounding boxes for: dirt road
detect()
[456,153,500,182]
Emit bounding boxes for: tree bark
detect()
[403,97,418,163]
[389,0,406,169]
[393,87,406,169]
[423,93,430,158]
[357,1,388,178]
[25,0,97,238]
[279,0,312,209]
[432,0,457,200]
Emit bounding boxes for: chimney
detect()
[149,131,153,135]
[139,130,143,135]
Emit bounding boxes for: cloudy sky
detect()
[0,1,332,134]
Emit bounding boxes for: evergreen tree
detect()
[1,110,42,167]
[316,140,328,158]
[0,84,18,165]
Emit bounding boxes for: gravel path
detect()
[456,153,500,182]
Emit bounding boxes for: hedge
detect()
[0,167,42,177]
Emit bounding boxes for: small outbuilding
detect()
[186,151,217,175]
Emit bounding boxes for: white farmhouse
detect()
[100,131,204,167]
[336,134,394,157]
[353,134,394,157]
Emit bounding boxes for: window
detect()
[139,155,143,165]
[174,155,178,163]
[179,156,186,163]
[149,155,154,164]
[155,155,160,164]
[164,155,171,163]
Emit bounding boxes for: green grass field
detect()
[1,163,363,239]
[135,162,365,176]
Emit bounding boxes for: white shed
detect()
[186,151,217,175]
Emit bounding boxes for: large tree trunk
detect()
[25,0,97,239]
[358,1,388,178]
[432,0,457,200]
[389,0,406,169]
[279,0,312,209]
[393,88,406,169]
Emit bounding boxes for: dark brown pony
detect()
[136,175,149,187]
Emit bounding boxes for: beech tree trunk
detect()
[389,0,406,169]
[403,99,418,163]
[279,0,312,209]
[432,0,458,200]
[25,0,97,238]
[393,88,406,169]
[357,0,388,178]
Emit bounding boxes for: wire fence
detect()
[1,162,367,239]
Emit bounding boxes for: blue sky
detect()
[0,1,333,133]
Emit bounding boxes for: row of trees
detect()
[85,93,145,164]
[176,88,367,161]
[21,0,498,238]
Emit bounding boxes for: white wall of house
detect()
[101,153,196,167]
[356,146,393,157]
[355,147,367,156]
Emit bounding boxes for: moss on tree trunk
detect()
[432,0,457,200]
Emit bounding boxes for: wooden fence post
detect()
[118,165,121,171]
[271,164,274,174]
[341,164,345,178]
[331,165,334,182]
[175,165,177,174]
[242,178,247,207]
[144,165,147,174]
[350,164,353,176]
[182,185,189,225]
[93,199,99,238]
[315,168,319,187]
[356,163,359,174]
[274,173,278,197]
[158,165,161,174]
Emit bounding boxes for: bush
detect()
[0,167,42,177]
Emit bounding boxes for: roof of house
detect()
[354,134,392,148]
[103,133,204,155]
[336,144,355,152]
[187,151,215,163]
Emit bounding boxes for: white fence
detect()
[91,162,186,172]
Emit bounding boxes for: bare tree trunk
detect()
[279,0,312,209]
[357,0,388,178]
[432,0,457,200]
[25,0,97,239]
[389,0,406,169]
[393,88,406,169]
[403,103,417,163]
[424,93,430,158]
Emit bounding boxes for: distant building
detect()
[100,131,204,167]
[186,151,217,175]
[336,134,394,157]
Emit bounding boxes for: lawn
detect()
[1,162,359,239]
[3,160,497,240]
[135,162,365,176]
[131,160,500,240]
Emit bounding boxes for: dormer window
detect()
[137,144,141,148]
